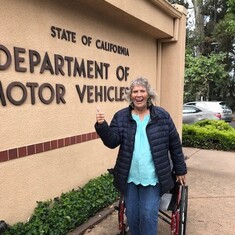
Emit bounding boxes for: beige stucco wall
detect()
[158,5,187,133]
[0,0,186,224]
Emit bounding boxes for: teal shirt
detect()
[127,114,158,186]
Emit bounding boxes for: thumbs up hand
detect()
[96,106,105,124]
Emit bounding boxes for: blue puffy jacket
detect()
[95,105,187,196]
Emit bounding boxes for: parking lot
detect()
[230,120,235,128]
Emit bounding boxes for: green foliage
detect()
[184,0,235,110]
[228,0,235,13]
[182,120,235,151]
[3,173,119,235]
[184,52,228,102]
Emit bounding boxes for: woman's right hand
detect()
[96,106,105,124]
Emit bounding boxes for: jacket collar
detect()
[127,104,159,121]
[149,105,159,120]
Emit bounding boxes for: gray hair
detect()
[125,77,158,106]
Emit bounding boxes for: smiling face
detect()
[131,85,149,111]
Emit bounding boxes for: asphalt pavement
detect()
[229,120,235,128]
[69,147,235,235]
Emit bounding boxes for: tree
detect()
[191,0,205,54]
[168,0,235,109]
[184,51,228,102]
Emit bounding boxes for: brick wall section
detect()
[0,132,100,163]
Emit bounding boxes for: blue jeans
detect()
[124,183,160,235]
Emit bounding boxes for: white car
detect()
[183,105,219,124]
[184,101,233,122]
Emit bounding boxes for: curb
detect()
[67,205,116,235]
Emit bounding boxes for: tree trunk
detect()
[191,0,205,55]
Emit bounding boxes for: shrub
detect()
[182,120,235,151]
[3,173,119,235]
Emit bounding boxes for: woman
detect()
[95,77,187,235]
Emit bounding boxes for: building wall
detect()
[0,0,186,224]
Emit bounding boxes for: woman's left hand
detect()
[176,175,186,185]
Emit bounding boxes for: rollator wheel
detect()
[117,196,129,235]
[179,185,188,235]
[119,231,130,235]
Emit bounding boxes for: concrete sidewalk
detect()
[70,147,235,235]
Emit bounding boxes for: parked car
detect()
[184,101,233,122]
[183,105,219,124]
